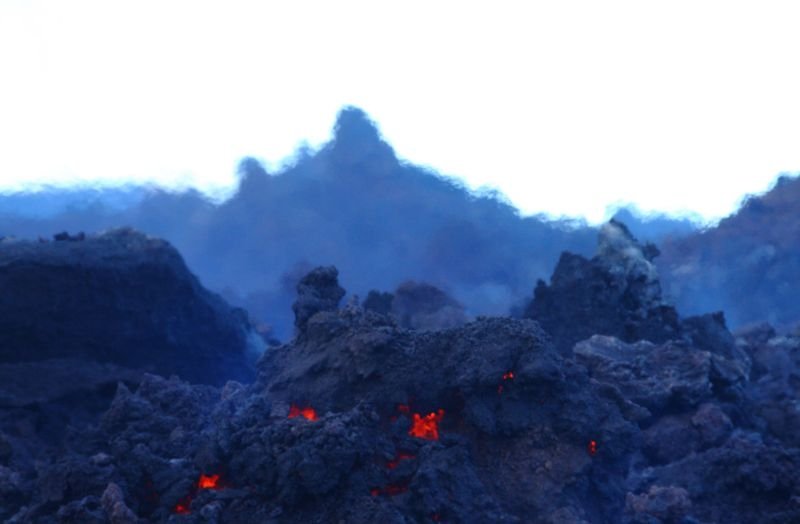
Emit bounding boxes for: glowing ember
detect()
[174,496,192,514]
[587,439,598,456]
[386,452,416,469]
[198,473,221,490]
[409,409,445,440]
[498,371,515,394]
[288,404,318,421]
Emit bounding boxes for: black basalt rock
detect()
[525,220,681,354]
[291,265,346,332]
[0,228,260,386]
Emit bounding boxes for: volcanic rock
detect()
[525,220,682,354]
[0,228,260,385]
[390,281,467,331]
[2,228,800,523]
[362,281,468,331]
[291,265,346,332]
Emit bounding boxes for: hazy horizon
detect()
[3,1,800,224]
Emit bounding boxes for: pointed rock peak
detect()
[598,219,660,263]
[597,219,663,306]
[237,157,269,180]
[598,219,638,257]
[329,106,395,167]
[334,106,380,142]
[235,157,270,200]
[292,266,346,330]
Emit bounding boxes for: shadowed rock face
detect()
[0,228,260,385]
[525,220,683,354]
[291,266,346,332]
[523,220,753,371]
[1,229,800,523]
[362,281,468,331]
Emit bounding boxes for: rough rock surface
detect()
[362,281,468,331]
[1,224,799,523]
[524,220,751,369]
[525,220,682,354]
[0,228,260,385]
[291,266,346,331]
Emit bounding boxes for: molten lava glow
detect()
[588,440,598,456]
[198,473,221,489]
[174,496,192,514]
[288,404,318,421]
[498,370,515,394]
[386,452,416,469]
[409,409,445,440]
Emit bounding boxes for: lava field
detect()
[1,222,799,523]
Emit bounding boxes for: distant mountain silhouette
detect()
[0,107,605,338]
[658,174,800,331]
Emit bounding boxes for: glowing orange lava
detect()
[288,404,318,421]
[409,409,445,440]
[198,473,221,489]
[174,496,192,514]
[587,440,598,456]
[498,371,515,394]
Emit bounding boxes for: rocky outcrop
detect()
[362,281,467,331]
[524,220,752,370]
[0,229,264,522]
[0,228,260,386]
[291,265,346,332]
[735,326,800,448]
[525,220,682,354]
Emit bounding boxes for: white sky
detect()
[1,1,799,224]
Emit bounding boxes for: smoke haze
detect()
[3,107,798,338]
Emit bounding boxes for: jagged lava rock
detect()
[526,220,753,374]
[291,265,346,331]
[2,226,800,523]
[525,220,681,354]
